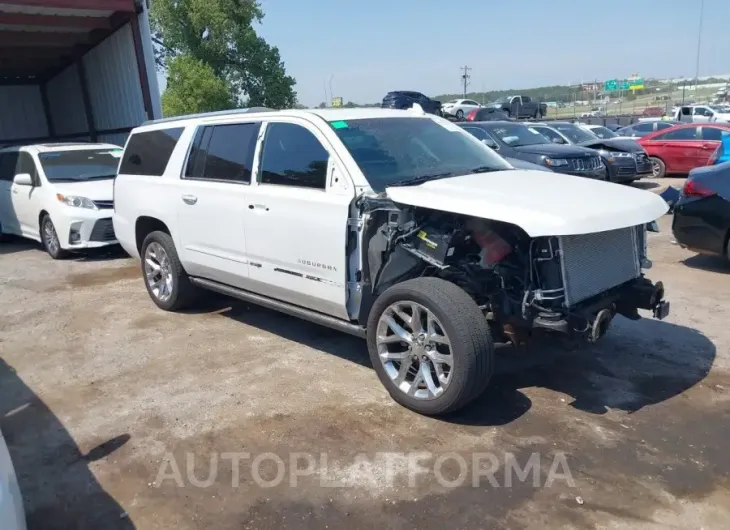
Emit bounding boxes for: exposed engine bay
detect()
[349,195,669,344]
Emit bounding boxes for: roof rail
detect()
[142,107,275,126]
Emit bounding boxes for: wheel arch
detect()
[135,216,171,254]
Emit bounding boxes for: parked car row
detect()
[460,120,651,183]
[0,106,672,417]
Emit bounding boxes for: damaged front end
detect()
[348,195,669,345]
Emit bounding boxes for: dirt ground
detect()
[1,180,729,529]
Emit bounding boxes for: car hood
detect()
[504,157,553,172]
[51,179,114,200]
[578,137,644,152]
[385,169,668,237]
[512,143,596,157]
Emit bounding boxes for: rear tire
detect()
[41,215,68,259]
[650,157,666,178]
[140,230,197,311]
[367,278,494,416]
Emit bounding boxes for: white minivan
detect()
[0,143,122,258]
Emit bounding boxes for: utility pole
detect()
[460,65,471,98]
[694,0,704,92]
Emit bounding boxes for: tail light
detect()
[682,179,715,198]
[466,109,478,121]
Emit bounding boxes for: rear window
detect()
[38,148,123,182]
[119,127,184,176]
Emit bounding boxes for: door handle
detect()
[248,204,269,211]
[12,188,18,194]
[182,194,198,205]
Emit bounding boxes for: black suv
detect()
[381,91,442,115]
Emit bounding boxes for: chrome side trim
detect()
[190,277,367,338]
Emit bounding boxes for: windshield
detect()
[552,124,598,143]
[493,96,510,104]
[487,123,550,147]
[330,117,511,192]
[38,148,122,182]
[588,126,617,139]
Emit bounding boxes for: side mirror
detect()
[646,221,660,233]
[481,138,498,149]
[551,137,565,144]
[13,173,33,186]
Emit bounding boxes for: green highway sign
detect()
[604,79,643,92]
[629,77,644,89]
[618,80,630,90]
[604,79,617,91]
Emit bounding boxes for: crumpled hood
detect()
[50,179,114,201]
[385,169,668,237]
[578,137,645,152]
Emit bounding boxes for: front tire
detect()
[366,278,494,416]
[650,157,666,178]
[455,109,464,120]
[141,230,197,311]
[41,215,68,259]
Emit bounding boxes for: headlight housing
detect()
[544,157,569,167]
[56,194,98,210]
[598,150,634,162]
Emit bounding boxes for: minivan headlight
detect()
[56,194,98,210]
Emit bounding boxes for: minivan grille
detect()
[89,218,116,242]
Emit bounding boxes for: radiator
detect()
[558,226,642,306]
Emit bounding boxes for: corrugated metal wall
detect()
[0,86,48,141]
[1,18,157,146]
[83,23,147,131]
[98,132,130,147]
[46,63,87,136]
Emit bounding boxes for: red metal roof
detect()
[0,0,137,82]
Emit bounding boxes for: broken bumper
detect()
[531,277,669,341]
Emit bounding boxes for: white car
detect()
[441,99,481,120]
[0,428,26,530]
[113,106,670,416]
[0,143,122,258]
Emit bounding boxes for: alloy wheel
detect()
[43,220,60,255]
[144,242,174,302]
[375,301,453,399]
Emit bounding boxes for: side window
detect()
[186,123,260,183]
[16,152,39,185]
[521,96,531,103]
[462,127,487,141]
[259,123,329,189]
[119,127,184,176]
[0,152,19,182]
[654,127,698,141]
[700,127,727,141]
[634,122,654,132]
[534,127,561,142]
[681,107,692,116]
[656,122,674,130]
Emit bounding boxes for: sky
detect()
[157,0,730,106]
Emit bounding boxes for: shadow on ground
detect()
[0,358,134,530]
[0,236,127,262]
[197,294,715,427]
[0,236,40,256]
[682,253,729,273]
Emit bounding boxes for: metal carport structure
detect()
[0,0,161,147]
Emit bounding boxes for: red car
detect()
[638,123,730,178]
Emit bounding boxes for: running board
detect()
[189,277,367,338]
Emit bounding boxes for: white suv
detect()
[113,106,670,416]
[0,143,122,258]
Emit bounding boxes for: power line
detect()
[460,65,471,98]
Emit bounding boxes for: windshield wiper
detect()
[389,172,454,187]
[467,166,502,174]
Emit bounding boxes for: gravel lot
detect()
[1,180,729,529]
